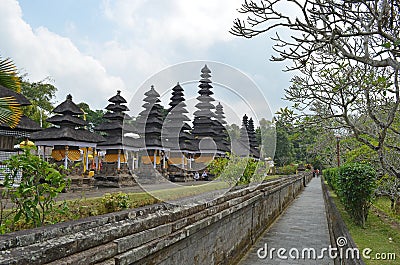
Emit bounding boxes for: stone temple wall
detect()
[0,173,312,265]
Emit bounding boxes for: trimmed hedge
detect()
[323,163,376,227]
[323,167,339,190]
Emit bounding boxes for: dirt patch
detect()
[371,206,400,231]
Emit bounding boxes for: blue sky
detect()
[0,0,296,125]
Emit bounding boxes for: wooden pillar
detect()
[95,148,99,171]
[131,151,136,171]
[153,150,157,169]
[189,153,192,169]
[85,147,89,173]
[117,149,121,170]
[136,152,139,169]
[64,145,69,169]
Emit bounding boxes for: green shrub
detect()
[1,148,68,231]
[101,192,130,213]
[208,157,229,177]
[336,163,376,227]
[275,164,297,175]
[210,154,266,186]
[323,167,339,190]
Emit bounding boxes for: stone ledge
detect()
[0,173,312,265]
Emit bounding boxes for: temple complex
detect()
[6,65,263,186]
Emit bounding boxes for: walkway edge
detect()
[321,177,366,265]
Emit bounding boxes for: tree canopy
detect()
[232,0,400,177]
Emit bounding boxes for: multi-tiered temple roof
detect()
[192,65,227,154]
[162,82,194,152]
[238,114,259,158]
[30,94,104,146]
[135,86,164,148]
[192,65,218,139]
[247,118,258,151]
[214,102,230,152]
[94,90,135,149]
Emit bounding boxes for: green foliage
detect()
[1,148,68,230]
[323,167,339,190]
[0,96,22,128]
[0,55,21,92]
[275,123,294,166]
[336,163,377,227]
[208,157,229,177]
[240,158,265,185]
[20,78,58,128]
[376,175,400,213]
[101,192,130,213]
[257,118,276,159]
[76,102,105,131]
[275,164,297,175]
[225,123,241,141]
[211,154,267,186]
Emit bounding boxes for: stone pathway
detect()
[238,177,334,265]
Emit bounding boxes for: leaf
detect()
[0,56,21,92]
[0,96,22,128]
[381,42,391,49]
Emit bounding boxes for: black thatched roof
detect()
[46,114,88,126]
[53,94,83,115]
[97,135,123,146]
[105,103,129,112]
[108,90,127,104]
[230,139,259,158]
[103,111,131,120]
[0,85,31,106]
[30,126,105,143]
[94,121,123,131]
[0,115,41,132]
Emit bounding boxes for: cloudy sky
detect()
[0,0,296,125]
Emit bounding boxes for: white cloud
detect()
[102,0,243,48]
[0,0,125,108]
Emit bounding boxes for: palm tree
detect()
[0,55,23,128]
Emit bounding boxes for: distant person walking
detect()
[194,171,200,181]
[202,170,208,181]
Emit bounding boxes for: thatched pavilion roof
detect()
[0,85,31,106]
[53,94,83,115]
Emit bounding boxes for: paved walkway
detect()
[238,177,334,265]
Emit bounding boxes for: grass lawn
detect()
[2,176,287,233]
[2,181,231,233]
[373,197,400,223]
[330,191,400,265]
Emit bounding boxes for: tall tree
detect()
[257,118,276,159]
[77,102,105,132]
[226,123,240,141]
[232,0,400,177]
[20,78,57,128]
